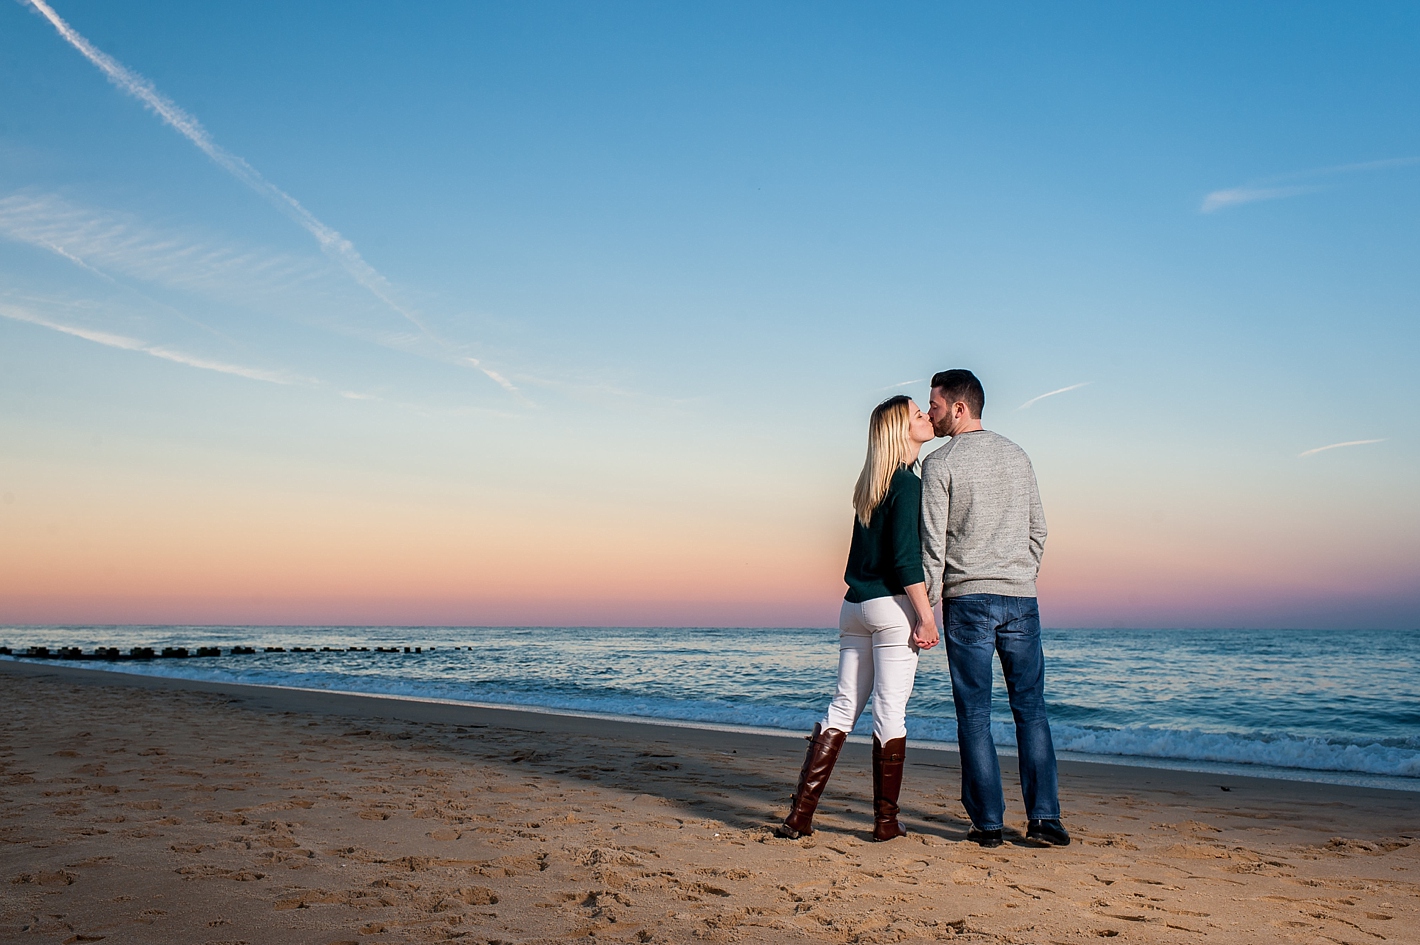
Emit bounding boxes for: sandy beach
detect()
[2,660,1417,945]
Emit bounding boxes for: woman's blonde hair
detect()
[852,395,914,527]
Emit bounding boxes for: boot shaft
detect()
[779,724,846,838]
[871,735,907,841]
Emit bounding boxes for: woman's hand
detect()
[902,582,938,651]
[912,616,939,651]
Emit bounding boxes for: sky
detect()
[1,1,1417,629]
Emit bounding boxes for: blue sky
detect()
[1,1,1417,628]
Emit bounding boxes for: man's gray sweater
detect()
[920,429,1047,605]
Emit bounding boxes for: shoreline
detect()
[4,656,1417,795]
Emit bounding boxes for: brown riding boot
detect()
[776,724,846,839]
[872,735,907,841]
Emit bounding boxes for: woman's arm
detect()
[888,474,936,649]
[903,582,938,650]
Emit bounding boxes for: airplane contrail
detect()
[1298,439,1386,458]
[1017,382,1090,410]
[21,0,518,395]
[0,303,309,385]
[1201,157,1420,214]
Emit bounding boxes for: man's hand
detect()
[912,617,939,651]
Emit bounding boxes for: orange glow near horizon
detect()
[4,466,1415,628]
[2,417,1416,630]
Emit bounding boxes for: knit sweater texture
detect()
[920,430,1046,604]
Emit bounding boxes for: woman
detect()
[777,395,939,842]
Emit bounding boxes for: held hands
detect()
[901,583,940,651]
[912,616,939,651]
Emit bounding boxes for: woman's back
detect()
[844,466,924,603]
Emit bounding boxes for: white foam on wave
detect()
[9,656,1420,782]
[1047,722,1420,778]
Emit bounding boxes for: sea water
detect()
[4,625,1417,791]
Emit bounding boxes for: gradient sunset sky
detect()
[1,1,1416,629]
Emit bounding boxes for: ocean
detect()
[4,625,1417,791]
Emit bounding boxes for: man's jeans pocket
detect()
[945,595,996,646]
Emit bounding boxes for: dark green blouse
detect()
[843,466,925,603]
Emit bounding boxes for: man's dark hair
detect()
[930,369,985,419]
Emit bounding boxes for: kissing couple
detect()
[776,369,1069,849]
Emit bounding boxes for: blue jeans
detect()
[945,594,1060,830]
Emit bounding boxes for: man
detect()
[920,369,1069,849]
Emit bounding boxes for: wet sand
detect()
[2,659,1417,944]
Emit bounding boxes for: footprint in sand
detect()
[1323,837,1411,855]
[12,870,77,886]
[950,865,991,885]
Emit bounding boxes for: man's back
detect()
[920,429,1046,603]
[921,369,1067,845]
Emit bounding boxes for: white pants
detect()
[820,595,920,743]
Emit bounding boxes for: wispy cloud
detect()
[881,377,926,390]
[0,190,479,360]
[1316,157,1420,176]
[21,0,517,395]
[0,191,324,295]
[1201,157,1419,213]
[1298,438,1386,458]
[1200,186,1316,213]
[1017,382,1090,410]
[0,303,308,386]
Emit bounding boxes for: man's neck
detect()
[951,421,985,437]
